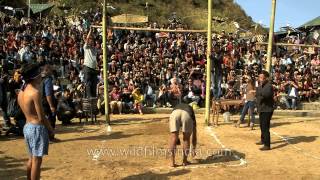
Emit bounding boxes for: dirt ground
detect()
[1,114,320,180]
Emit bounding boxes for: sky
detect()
[235,0,320,31]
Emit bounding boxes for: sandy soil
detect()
[1,114,320,180]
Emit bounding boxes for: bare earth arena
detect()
[1,1,320,179]
[1,114,320,180]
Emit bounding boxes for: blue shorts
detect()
[23,123,49,157]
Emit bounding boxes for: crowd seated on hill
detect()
[0,10,319,133]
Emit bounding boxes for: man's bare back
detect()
[17,77,53,134]
[18,85,42,125]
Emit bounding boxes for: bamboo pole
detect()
[205,0,212,126]
[266,0,277,73]
[257,42,320,48]
[102,0,111,127]
[91,25,207,33]
[28,0,31,18]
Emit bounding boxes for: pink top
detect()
[110,92,121,101]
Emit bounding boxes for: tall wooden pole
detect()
[28,0,31,18]
[103,0,110,126]
[266,0,277,73]
[205,0,212,125]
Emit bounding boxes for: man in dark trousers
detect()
[41,64,57,141]
[0,74,11,129]
[256,70,274,151]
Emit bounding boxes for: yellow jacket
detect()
[132,89,144,103]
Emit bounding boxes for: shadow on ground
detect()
[58,132,142,143]
[54,117,168,135]
[111,117,168,125]
[0,151,52,180]
[272,136,318,150]
[122,150,246,180]
[196,149,246,166]
[0,135,24,142]
[271,121,304,128]
[121,169,190,180]
[54,124,103,135]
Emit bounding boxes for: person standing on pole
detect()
[256,70,274,151]
[83,27,98,98]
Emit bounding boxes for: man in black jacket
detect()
[256,70,274,151]
[57,89,76,125]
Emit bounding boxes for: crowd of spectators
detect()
[0,9,319,134]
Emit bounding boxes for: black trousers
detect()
[83,66,98,98]
[47,112,56,129]
[259,112,273,147]
[57,111,75,124]
[1,101,10,126]
[157,93,168,106]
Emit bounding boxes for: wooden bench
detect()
[211,99,244,126]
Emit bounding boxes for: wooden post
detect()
[266,0,277,73]
[102,0,110,126]
[28,0,31,18]
[205,0,212,126]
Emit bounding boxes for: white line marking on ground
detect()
[207,127,247,166]
[207,127,226,149]
[271,130,320,160]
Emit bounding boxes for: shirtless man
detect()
[18,63,54,180]
[169,103,197,167]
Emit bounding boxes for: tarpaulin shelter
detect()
[298,16,320,30]
[29,4,55,17]
[297,16,320,43]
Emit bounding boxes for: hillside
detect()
[109,0,255,32]
[4,0,258,33]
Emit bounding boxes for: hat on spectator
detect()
[20,63,41,82]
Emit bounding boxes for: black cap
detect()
[21,63,41,82]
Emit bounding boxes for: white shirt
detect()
[147,86,153,95]
[18,47,27,61]
[124,43,129,51]
[83,43,97,69]
[79,71,85,82]
[289,87,297,97]
[188,91,194,98]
